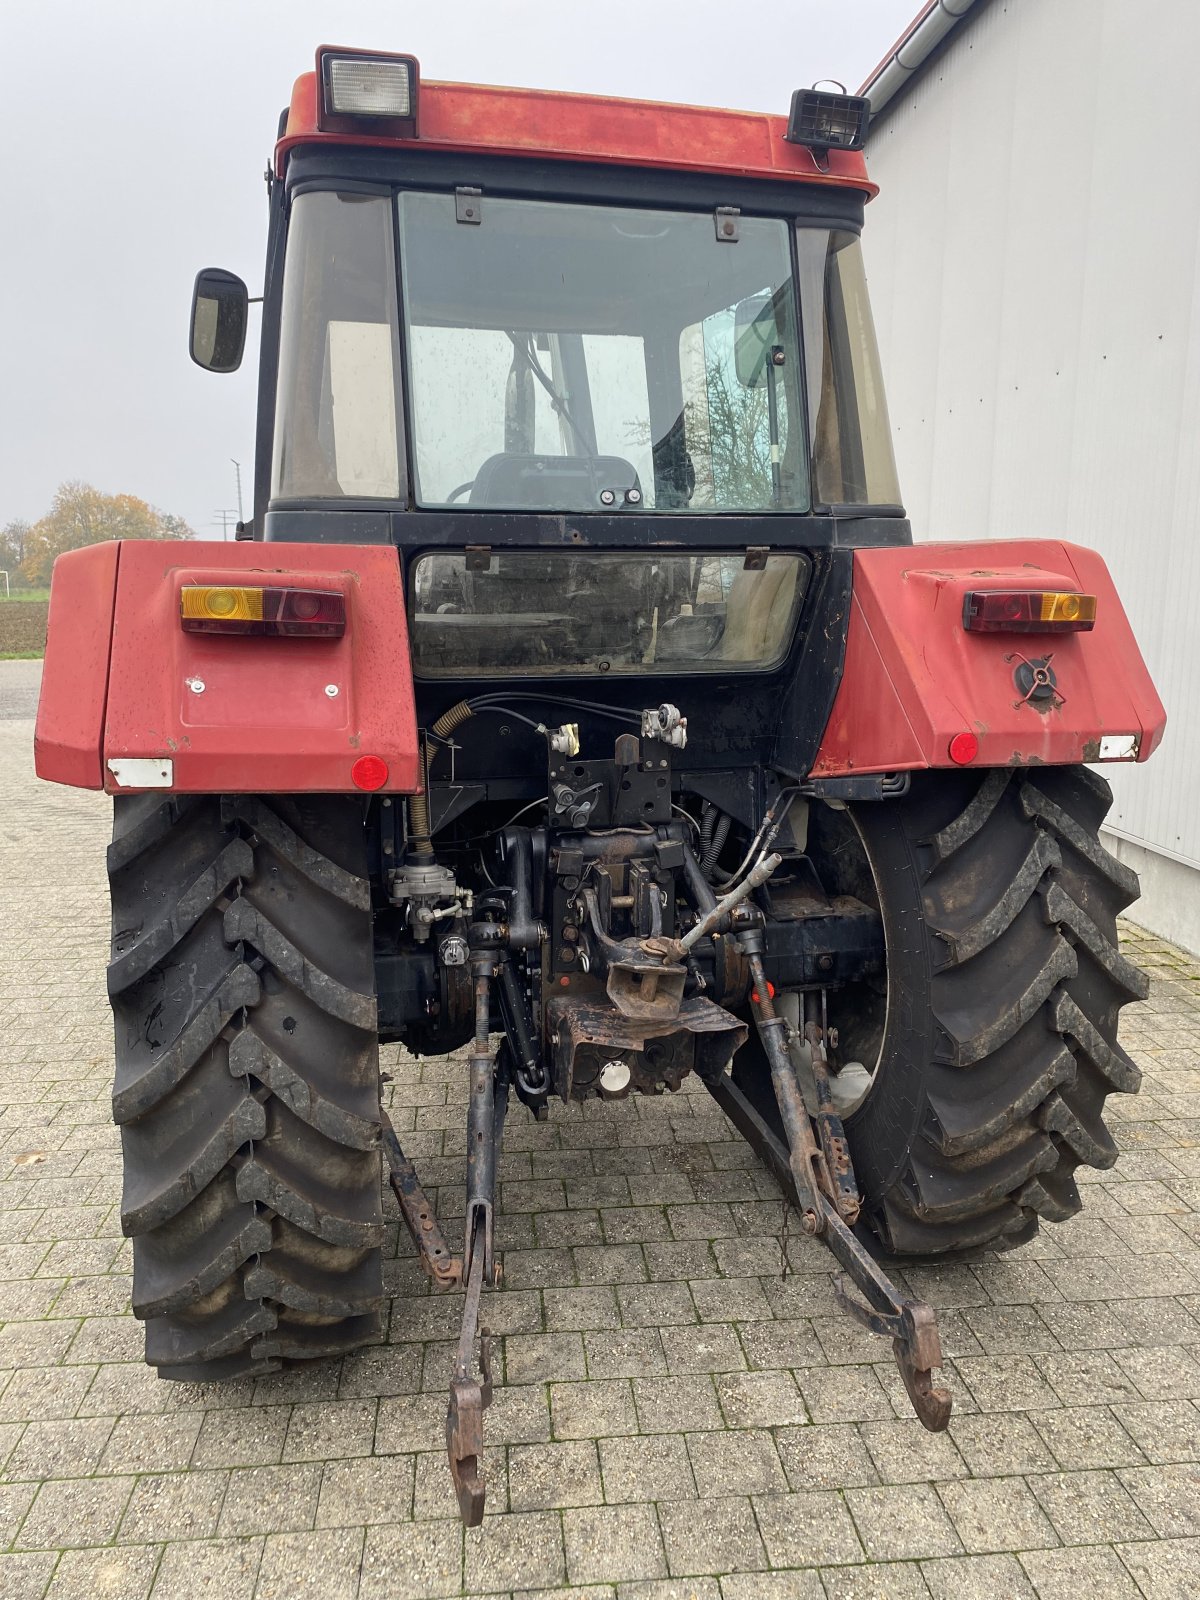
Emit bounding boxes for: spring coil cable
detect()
[408,701,476,858]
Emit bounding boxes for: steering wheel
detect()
[447,481,476,504]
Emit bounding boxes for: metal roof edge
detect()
[858,0,983,120]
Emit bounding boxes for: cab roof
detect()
[277,67,878,198]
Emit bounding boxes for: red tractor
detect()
[36,50,1164,1524]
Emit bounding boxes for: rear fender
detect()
[34,540,420,795]
[809,540,1166,776]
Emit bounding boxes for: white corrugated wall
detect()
[862,0,1200,949]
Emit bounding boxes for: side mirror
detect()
[733,291,779,389]
[190,268,248,372]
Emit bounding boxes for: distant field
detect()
[0,597,49,657]
[0,588,50,603]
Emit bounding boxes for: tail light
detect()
[180,586,346,638]
[962,590,1096,634]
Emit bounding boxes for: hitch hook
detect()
[833,1274,952,1432]
[446,1220,494,1525]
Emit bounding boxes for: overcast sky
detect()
[0,0,917,539]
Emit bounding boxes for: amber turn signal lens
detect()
[181,586,264,622]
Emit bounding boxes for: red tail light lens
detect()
[962,590,1096,633]
[180,586,346,638]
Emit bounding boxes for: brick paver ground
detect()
[2,659,1199,1598]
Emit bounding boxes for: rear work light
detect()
[317,47,420,136]
[785,88,871,151]
[180,586,346,638]
[962,590,1097,634]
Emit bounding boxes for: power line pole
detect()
[231,459,244,523]
[213,509,238,541]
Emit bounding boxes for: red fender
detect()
[810,541,1165,776]
[35,540,420,795]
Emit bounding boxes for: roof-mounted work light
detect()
[785,88,870,151]
[317,47,420,137]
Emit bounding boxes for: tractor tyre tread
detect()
[108,795,384,1381]
[844,766,1146,1257]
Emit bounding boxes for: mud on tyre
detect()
[107,794,383,1380]
[805,764,1148,1256]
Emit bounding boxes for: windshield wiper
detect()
[507,334,598,456]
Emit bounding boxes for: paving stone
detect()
[585,1328,668,1380]
[508,1438,604,1509]
[775,1423,878,1491]
[858,1418,969,1485]
[1117,1463,1200,1536]
[3,1414,115,1479]
[464,1507,565,1591]
[551,1379,639,1439]
[1111,1400,1200,1463]
[658,1495,767,1576]
[617,1281,697,1328]
[281,1400,376,1463]
[821,1562,932,1598]
[1029,1467,1157,1544]
[721,1574,824,1600]
[254,1527,364,1600]
[1018,1543,1141,1598]
[737,1317,824,1371]
[843,1483,962,1561]
[948,1412,1058,1476]
[753,1488,866,1566]
[99,1411,205,1475]
[0,1480,39,1544]
[0,1551,57,1600]
[563,1503,667,1585]
[935,1476,1059,1554]
[1115,1535,1200,1598]
[546,1287,622,1331]
[632,1375,724,1434]
[1030,1404,1148,1470]
[192,1406,291,1470]
[714,1370,807,1429]
[17,1474,135,1548]
[119,1469,229,1544]
[374,1393,446,1453]
[0,1365,98,1422]
[1116,1342,1200,1401]
[505,1331,588,1384]
[686,1428,786,1497]
[218,1464,323,1536]
[798,1365,893,1424]
[45,1544,161,1600]
[920,1552,1036,1599]
[953,1354,1062,1412]
[599,1433,696,1502]
[690,1277,772,1323]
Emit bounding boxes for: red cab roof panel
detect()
[277,68,878,197]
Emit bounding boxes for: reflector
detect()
[180,586,346,638]
[962,591,1097,634]
[352,755,389,791]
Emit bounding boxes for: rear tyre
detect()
[108,795,384,1380]
[785,766,1146,1256]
